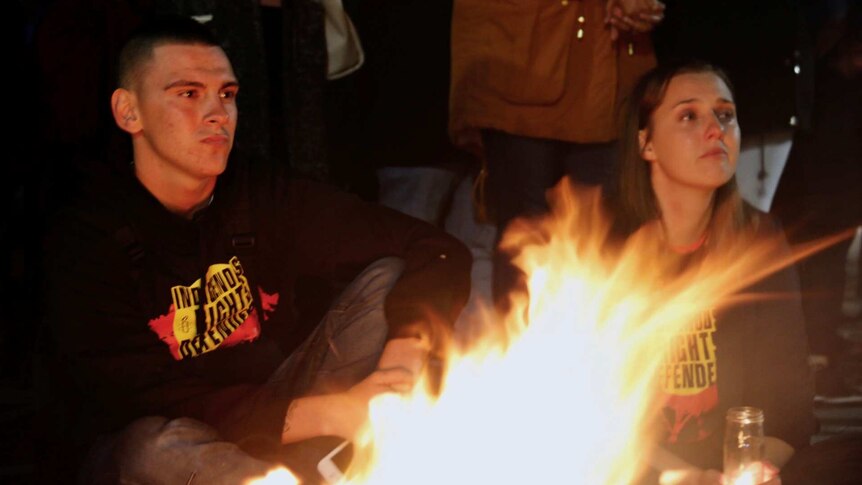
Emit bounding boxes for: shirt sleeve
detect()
[744,226,817,451]
[746,261,817,450]
[282,179,473,341]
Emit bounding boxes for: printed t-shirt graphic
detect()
[148,256,279,360]
[660,309,718,444]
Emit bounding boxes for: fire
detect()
[245,468,298,485]
[254,179,842,484]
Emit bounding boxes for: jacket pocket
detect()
[476,1,577,105]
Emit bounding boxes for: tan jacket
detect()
[450,0,656,146]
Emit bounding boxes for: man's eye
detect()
[220,90,237,100]
[180,90,198,98]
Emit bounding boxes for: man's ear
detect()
[111,88,142,134]
[638,129,656,162]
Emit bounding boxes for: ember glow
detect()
[245,468,298,485]
[252,180,838,484]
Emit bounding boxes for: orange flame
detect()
[254,179,847,484]
[244,467,298,485]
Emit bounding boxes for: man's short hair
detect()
[117,15,221,90]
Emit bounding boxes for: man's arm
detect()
[280,337,426,443]
[284,179,472,341]
[259,178,470,443]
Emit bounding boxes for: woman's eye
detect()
[680,110,696,122]
[717,109,736,122]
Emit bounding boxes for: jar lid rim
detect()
[726,406,764,423]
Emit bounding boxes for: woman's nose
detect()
[704,113,725,140]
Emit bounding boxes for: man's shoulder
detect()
[45,169,141,268]
[248,169,370,221]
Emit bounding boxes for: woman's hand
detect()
[658,461,780,485]
[658,468,723,485]
[728,460,781,485]
[650,446,780,485]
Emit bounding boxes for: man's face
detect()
[129,43,239,184]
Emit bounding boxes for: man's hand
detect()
[375,337,430,388]
[605,0,665,41]
[341,337,430,435]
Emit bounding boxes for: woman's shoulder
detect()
[741,202,788,241]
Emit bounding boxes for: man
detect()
[43,16,471,484]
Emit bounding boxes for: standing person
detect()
[772,0,862,378]
[41,16,471,484]
[450,0,664,306]
[326,0,467,222]
[608,62,815,484]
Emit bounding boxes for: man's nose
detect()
[204,96,230,126]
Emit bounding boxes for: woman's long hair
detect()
[612,61,755,243]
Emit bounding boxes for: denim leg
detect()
[559,140,618,190]
[268,257,405,398]
[106,416,275,485]
[482,130,563,309]
[482,130,563,233]
[267,257,405,483]
[483,132,619,308]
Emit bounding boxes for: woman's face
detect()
[639,72,740,194]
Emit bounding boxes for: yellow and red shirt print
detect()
[147,256,279,360]
[660,309,719,443]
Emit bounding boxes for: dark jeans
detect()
[481,130,617,308]
[82,258,404,485]
[376,166,460,225]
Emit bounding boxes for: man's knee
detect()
[331,257,404,334]
[111,416,273,484]
[119,416,218,451]
[305,258,406,391]
[349,257,405,299]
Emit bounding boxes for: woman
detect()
[610,62,816,484]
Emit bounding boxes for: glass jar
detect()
[723,406,765,485]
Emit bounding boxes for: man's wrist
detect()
[281,395,349,443]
